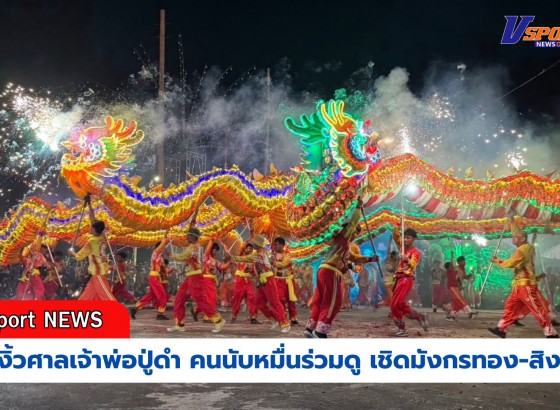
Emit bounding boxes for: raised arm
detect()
[74,242,92,262]
[343,207,363,240]
[171,245,197,262]
[231,250,258,263]
[154,237,170,258]
[494,247,528,269]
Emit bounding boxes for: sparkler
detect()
[471,234,488,247]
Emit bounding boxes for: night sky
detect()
[1,0,560,116]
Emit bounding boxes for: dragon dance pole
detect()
[359,205,385,278]
[479,218,509,296]
[400,185,405,255]
[534,233,553,306]
[86,201,122,284]
[226,223,250,253]
[70,200,88,251]
[447,237,456,264]
[45,241,64,288]
[43,211,64,287]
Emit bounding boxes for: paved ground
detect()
[130,303,551,339]
[2,306,559,409]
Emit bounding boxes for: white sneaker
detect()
[270,321,279,330]
[281,325,291,334]
[394,329,409,337]
[212,319,226,333]
[167,325,186,332]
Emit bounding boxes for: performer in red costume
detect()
[304,200,378,338]
[15,237,48,300]
[444,260,477,321]
[229,235,291,333]
[488,218,558,338]
[111,251,136,304]
[230,242,260,324]
[390,228,428,337]
[167,210,226,333]
[272,237,300,326]
[130,240,169,320]
[195,240,231,321]
[69,197,116,301]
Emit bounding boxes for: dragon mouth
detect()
[61,150,82,167]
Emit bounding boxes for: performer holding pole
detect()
[68,194,116,301]
[230,241,260,324]
[390,226,428,336]
[14,236,48,300]
[488,217,558,338]
[227,234,291,333]
[167,209,226,333]
[303,198,378,338]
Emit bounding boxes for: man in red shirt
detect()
[130,240,170,320]
[444,261,477,320]
[390,228,428,337]
[111,251,136,304]
[304,203,378,338]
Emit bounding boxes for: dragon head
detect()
[285,100,381,178]
[61,116,144,198]
[284,100,382,244]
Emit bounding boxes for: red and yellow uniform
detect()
[517,274,556,322]
[273,248,298,322]
[198,240,231,318]
[76,236,116,301]
[172,242,222,327]
[15,238,47,300]
[494,221,557,337]
[135,239,169,314]
[231,244,258,321]
[232,248,290,330]
[43,258,64,300]
[306,210,372,336]
[112,261,136,303]
[391,231,423,331]
[160,265,174,302]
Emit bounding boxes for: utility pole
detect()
[264,67,271,171]
[157,9,166,184]
[224,133,228,168]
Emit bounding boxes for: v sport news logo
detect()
[501,16,560,48]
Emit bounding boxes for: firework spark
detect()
[506,151,526,172]
[471,234,488,246]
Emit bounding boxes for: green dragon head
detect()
[284,100,381,177]
[284,100,382,245]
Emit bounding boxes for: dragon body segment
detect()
[2,100,560,265]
